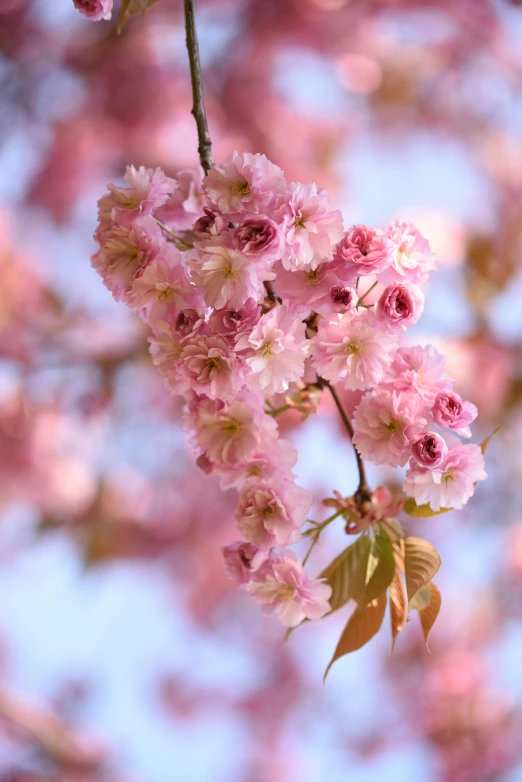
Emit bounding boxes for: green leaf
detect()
[320,534,371,613]
[418,582,441,650]
[362,535,396,605]
[480,426,501,455]
[117,0,160,32]
[389,567,407,653]
[324,593,386,680]
[403,498,452,517]
[408,582,432,611]
[404,537,441,602]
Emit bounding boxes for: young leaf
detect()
[320,533,371,613]
[324,593,386,680]
[408,582,432,611]
[403,498,452,517]
[389,567,407,652]
[362,535,396,605]
[480,425,502,455]
[404,537,441,602]
[418,582,441,650]
[117,0,160,33]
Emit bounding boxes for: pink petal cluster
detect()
[404,444,487,511]
[73,0,113,21]
[310,310,396,390]
[90,149,483,624]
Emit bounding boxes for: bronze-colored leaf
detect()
[408,582,432,611]
[404,536,441,602]
[389,567,407,652]
[324,593,386,680]
[117,0,160,33]
[403,498,452,517]
[320,533,371,612]
[480,426,502,455]
[418,582,441,650]
[363,535,396,605]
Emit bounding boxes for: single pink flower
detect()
[193,207,229,237]
[237,305,308,395]
[383,345,451,405]
[181,333,244,401]
[404,443,487,510]
[410,432,448,469]
[148,321,192,397]
[235,479,311,548]
[193,395,271,466]
[188,237,272,310]
[128,247,202,324]
[310,310,397,391]
[222,542,272,586]
[98,165,177,226]
[234,217,283,262]
[216,434,298,490]
[432,391,478,438]
[381,220,436,285]
[92,214,162,303]
[329,285,357,313]
[333,224,395,280]
[376,283,424,333]
[248,552,332,627]
[353,389,427,467]
[203,151,285,217]
[73,0,112,21]
[277,182,345,271]
[208,299,261,344]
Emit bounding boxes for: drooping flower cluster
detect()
[91,152,486,626]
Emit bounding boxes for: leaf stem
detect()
[184,0,214,174]
[156,220,193,249]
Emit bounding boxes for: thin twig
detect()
[357,280,378,306]
[323,380,372,503]
[184,0,214,174]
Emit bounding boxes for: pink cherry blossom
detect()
[188,238,271,310]
[381,220,436,285]
[333,224,395,280]
[127,247,201,324]
[154,170,204,231]
[208,299,261,344]
[276,182,344,271]
[310,310,397,390]
[236,305,308,395]
[149,321,192,397]
[73,0,112,21]
[275,261,345,317]
[353,388,427,467]
[98,165,177,226]
[432,391,478,438]
[222,542,272,586]
[91,214,162,303]
[181,334,244,401]
[329,285,357,313]
[234,217,283,262]
[192,395,271,466]
[410,432,448,469]
[193,207,229,237]
[216,434,298,490]
[376,283,425,333]
[203,151,285,217]
[248,552,332,627]
[383,345,451,404]
[235,479,311,548]
[404,443,487,511]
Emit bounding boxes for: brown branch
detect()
[184,0,214,174]
[323,379,372,504]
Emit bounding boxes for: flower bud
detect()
[410,432,448,469]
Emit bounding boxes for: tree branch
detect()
[184,0,214,174]
[323,380,372,503]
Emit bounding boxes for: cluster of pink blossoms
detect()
[91,151,486,626]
